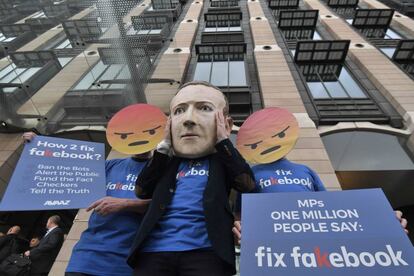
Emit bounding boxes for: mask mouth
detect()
[260,145,281,155]
[128,140,149,146]
[181,134,199,138]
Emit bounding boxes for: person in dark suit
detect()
[0,226,22,262]
[128,81,256,276]
[25,215,64,276]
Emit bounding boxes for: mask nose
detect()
[182,106,197,128]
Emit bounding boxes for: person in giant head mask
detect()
[127,81,256,276]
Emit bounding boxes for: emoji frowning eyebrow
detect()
[142,125,161,135]
[271,126,290,138]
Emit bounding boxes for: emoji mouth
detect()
[128,140,149,146]
[260,145,281,155]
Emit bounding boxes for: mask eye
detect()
[272,126,290,139]
[143,125,161,135]
[244,141,262,150]
[114,132,133,140]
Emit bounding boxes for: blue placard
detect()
[0,135,106,211]
[240,189,414,276]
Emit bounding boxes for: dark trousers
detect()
[65,273,92,276]
[133,250,233,276]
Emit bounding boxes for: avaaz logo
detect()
[44,200,71,206]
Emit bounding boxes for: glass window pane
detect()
[3,87,17,93]
[211,61,228,86]
[12,67,42,83]
[204,27,216,32]
[55,39,72,49]
[380,47,396,58]
[58,57,73,67]
[216,27,228,32]
[385,28,402,39]
[313,31,322,40]
[307,82,329,98]
[325,81,348,98]
[97,64,123,89]
[1,68,25,83]
[229,61,247,86]
[229,26,242,31]
[0,64,15,80]
[338,68,367,98]
[109,65,129,89]
[193,62,212,82]
[73,61,107,90]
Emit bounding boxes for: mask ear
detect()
[226,116,233,136]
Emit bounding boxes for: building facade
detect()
[0,0,413,274]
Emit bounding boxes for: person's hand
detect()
[24,251,30,257]
[232,220,242,245]
[216,111,230,143]
[164,116,172,144]
[87,197,151,215]
[22,132,36,143]
[395,210,408,234]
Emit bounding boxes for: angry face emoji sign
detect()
[236,108,299,164]
[106,104,167,154]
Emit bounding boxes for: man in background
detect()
[25,215,64,276]
[0,226,22,262]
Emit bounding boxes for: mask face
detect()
[106,104,167,154]
[170,85,229,158]
[236,108,299,164]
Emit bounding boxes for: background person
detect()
[25,215,64,276]
[0,226,22,262]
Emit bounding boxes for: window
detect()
[0,64,42,93]
[62,19,103,44]
[130,15,171,36]
[72,60,131,91]
[388,40,414,77]
[0,32,16,42]
[194,44,247,87]
[54,39,73,49]
[292,40,389,122]
[151,0,180,10]
[278,10,319,40]
[210,0,239,8]
[349,9,399,39]
[204,11,242,32]
[304,65,366,99]
[29,11,47,19]
[380,47,396,58]
[9,51,59,68]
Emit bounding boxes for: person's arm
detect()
[215,112,256,193]
[27,231,63,258]
[86,197,151,216]
[307,166,326,191]
[215,140,255,192]
[135,117,172,199]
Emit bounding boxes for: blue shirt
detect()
[142,159,212,252]
[253,158,325,193]
[66,158,147,276]
[236,159,325,212]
